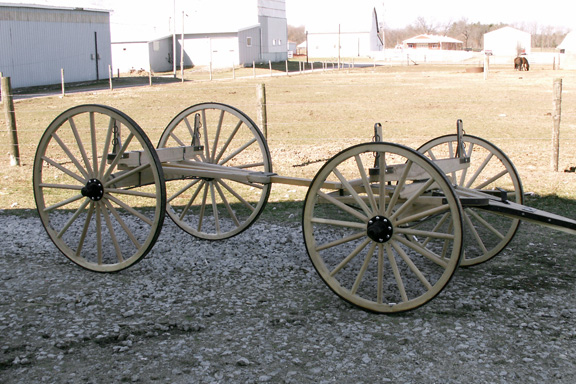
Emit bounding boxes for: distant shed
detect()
[0,3,111,88]
[402,34,463,50]
[484,27,531,56]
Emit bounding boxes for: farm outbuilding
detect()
[484,26,531,56]
[557,31,576,69]
[305,7,383,58]
[402,34,463,50]
[0,3,112,89]
[111,0,287,73]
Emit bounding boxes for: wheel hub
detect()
[367,216,393,243]
[81,179,104,201]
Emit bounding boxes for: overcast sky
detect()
[3,0,574,39]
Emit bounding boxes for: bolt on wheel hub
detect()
[366,216,393,243]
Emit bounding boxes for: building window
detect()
[247,37,252,47]
[272,39,276,46]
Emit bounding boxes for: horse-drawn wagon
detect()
[33,103,576,313]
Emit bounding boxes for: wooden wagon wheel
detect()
[418,134,523,266]
[158,103,272,240]
[33,105,166,272]
[302,142,464,313]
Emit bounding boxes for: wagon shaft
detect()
[477,197,576,235]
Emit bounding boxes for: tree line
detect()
[288,18,570,51]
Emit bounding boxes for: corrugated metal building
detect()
[111,0,287,73]
[0,3,111,88]
[484,27,531,56]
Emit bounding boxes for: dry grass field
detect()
[3,62,576,210]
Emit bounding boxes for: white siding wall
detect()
[111,42,150,73]
[0,5,111,88]
[484,27,532,56]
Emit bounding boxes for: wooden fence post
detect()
[256,83,267,139]
[61,68,65,97]
[1,77,21,166]
[109,65,113,91]
[552,78,563,172]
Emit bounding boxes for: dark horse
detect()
[514,56,530,71]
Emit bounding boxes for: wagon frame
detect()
[33,103,576,313]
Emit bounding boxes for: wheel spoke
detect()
[351,242,377,295]
[103,199,141,249]
[464,152,493,188]
[394,204,451,226]
[51,133,89,179]
[329,238,372,277]
[466,208,506,240]
[218,138,257,167]
[355,155,378,213]
[197,182,210,232]
[395,235,449,268]
[310,217,366,230]
[210,109,225,163]
[395,227,455,240]
[377,244,385,304]
[463,209,489,254]
[105,187,157,199]
[167,179,201,203]
[391,241,433,290]
[390,178,435,221]
[316,231,366,252]
[214,120,243,164]
[75,203,95,258]
[105,194,154,226]
[68,117,94,177]
[317,191,368,222]
[333,167,373,217]
[179,180,206,220]
[41,155,86,184]
[218,179,257,212]
[386,244,409,303]
[104,162,150,188]
[102,133,135,181]
[57,198,91,238]
[90,112,99,177]
[101,201,124,263]
[214,181,240,227]
[98,117,116,180]
[95,202,103,265]
[43,194,84,213]
[385,160,413,217]
[473,169,508,190]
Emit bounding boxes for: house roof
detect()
[484,26,531,37]
[403,34,463,45]
[558,31,576,50]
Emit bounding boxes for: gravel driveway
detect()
[1,210,575,383]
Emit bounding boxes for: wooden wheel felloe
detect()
[33,105,166,272]
[158,103,272,240]
[302,142,464,313]
[418,134,523,266]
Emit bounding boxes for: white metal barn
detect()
[557,31,576,69]
[305,7,383,59]
[484,26,532,56]
[0,4,112,88]
[117,0,288,73]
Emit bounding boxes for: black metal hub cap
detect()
[367,216,394,243]
[81,179,104,201]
